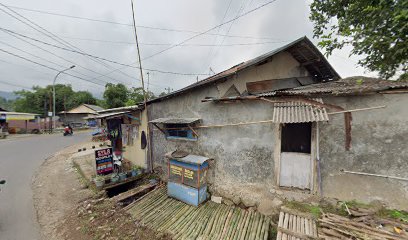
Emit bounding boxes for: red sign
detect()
[95,148,113,175]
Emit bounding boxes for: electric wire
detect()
[0,28,113,84]
[0,27,209,76]
[0,39,111,85]
[0,79,32,90]
[207,0,249,71]
[19,32,287,46]
[205,0,234,72]
[0,28,166,88]
[0,4,139,85]
[0,48,106,87]
[4,4,288,41]
[85,0,281,81]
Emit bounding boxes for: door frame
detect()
[274,122,318,194]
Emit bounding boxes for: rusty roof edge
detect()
[147,36,339,104]
[301,37,341,81]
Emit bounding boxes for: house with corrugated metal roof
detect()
[58,104,105,127]
[145,36,408,210]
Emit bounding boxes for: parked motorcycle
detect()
[63,125,73,136]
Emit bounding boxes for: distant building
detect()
[58,104,104,127]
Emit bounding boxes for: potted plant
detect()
[111,174,119,183]
[118,172,127,181]
[131,165,141,177]
[93,175,105,187]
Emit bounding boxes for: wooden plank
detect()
[277,227,320,240]
[112,182,156,203]
[305,218,310,235]
[278,211,285,227]
[246,78,304,94]
[283,213,290,229]
[289,214,293,231]
[297,216,301,233]
[281,206,315,219]
[188,124,199,137]
[277,231,282,240]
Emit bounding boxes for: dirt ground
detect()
[32,141,94,239]
[32,141,170,240]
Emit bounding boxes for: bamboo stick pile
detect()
[127,187,271,240]
[319,213,408,239]
[276,207,318,240]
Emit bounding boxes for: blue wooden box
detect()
[167,182,207,206]
[167,154,210,206]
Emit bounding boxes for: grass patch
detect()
[285,200,348,219]
[72,161,98,193]
[378,209,408,222]
[284,201,322,219]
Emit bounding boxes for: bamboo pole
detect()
[233,210,247,240]
[240,210,253,240]
[226,208,240,240]
[220,207,235,239]
[202,204,222,237]
[327,105,385,115]
[341,169,408,181]
[226,208,242,240]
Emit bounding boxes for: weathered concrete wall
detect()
[217,52,310,96]
[122,110,148,168]
[148,85,277,200]
[320,94,408,210]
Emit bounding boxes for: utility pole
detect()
[130,0,152,172]
[146,72,150,94]
[49,93,52,133]
[63,95,67,124]
[44,97,47,131]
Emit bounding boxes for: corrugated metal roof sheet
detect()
[150,118,201,124]
[148,36,340,104]
[97,105,140,114]
[94,111,130,119]
[83,104,105,112]
[272,98,329,123]
[259,77,408,97]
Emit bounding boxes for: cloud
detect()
[0,0,374,96]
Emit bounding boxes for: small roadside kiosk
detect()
[166,151,211,206]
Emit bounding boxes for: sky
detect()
[0,0,377,97]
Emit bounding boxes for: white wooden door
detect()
[279,152,311,189]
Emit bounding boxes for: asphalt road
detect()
[0,132,90,240]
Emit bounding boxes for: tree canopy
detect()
[103,83,129,108]
[0,97,14,111]
[125,87,155,106]
[310,0,408,79]
[14,84,97,115]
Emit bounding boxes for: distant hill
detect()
[0,91,18,100]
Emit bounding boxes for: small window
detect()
[165,124,196,140]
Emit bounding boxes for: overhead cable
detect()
[0,4,132,83]
[83,0,280,80]
[0,27,210,76]
[0,79,32,90]
[0,48,105,87]
[4,4,287,41]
